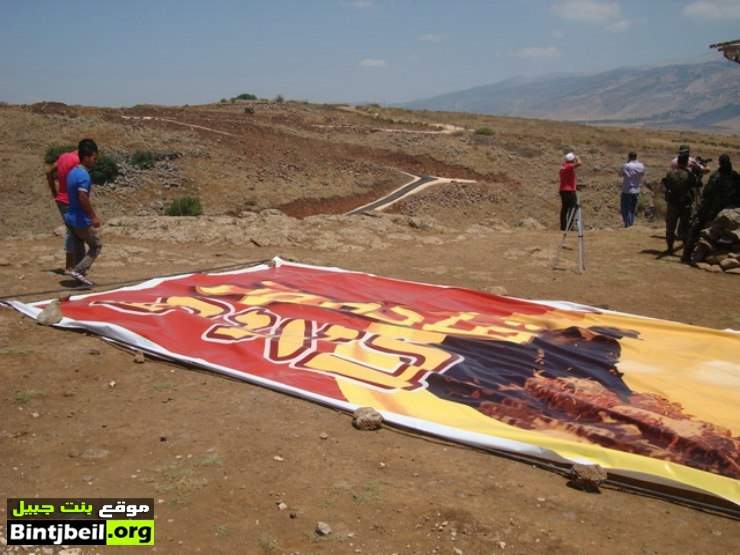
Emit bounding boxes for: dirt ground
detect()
[2,224,740,555]
[1,100,739,554]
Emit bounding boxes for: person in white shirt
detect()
[618,152,645,227]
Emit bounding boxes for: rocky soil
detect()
[1,100,739,554]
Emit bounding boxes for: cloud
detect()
[551,0,621,23]
[682,0,740,19]
[418,33,447,43]
[516,46,561,60]
[360,58,386,67]
[606,18,633,32]
[552,29,565,39]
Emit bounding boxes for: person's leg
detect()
[677,206,691,242]
[628,193,639,226]
[560,191,578,231]
[67,229,85,272]
[56,201,74,271]
[620,193,630,227]
[71,227,102,276]
[565,192,578,231]
[681,220,702,263]
[665,203,678,251]
[560,192,568,231]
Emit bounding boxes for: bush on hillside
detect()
[235,93,257,101]
[474,126,495,136]
[166,196,203,216]
[130,150,157,170]
[89,154,119,185]
[44,144,76,164]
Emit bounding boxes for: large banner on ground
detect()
[9,258,740,509]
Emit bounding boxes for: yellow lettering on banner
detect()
[234,309,274,329]
[166,296,227,318]
[198,282,328,308]
[423,311,535,341]
[365,306,425,326]
[91,296,228,318]
[271,319,312,361]
[322,301,383,315]
[370,335,452,373]
[300,331,460,391]
[318,324,363,343]
[207,308,276,341]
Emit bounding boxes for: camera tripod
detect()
[552,194,586,273]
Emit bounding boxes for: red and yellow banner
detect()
[9,258,740,509]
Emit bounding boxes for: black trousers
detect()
[559,191,578,231]
[665,203,691,250]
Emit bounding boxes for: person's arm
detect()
[573,156,582,168]
[78,190,100,228]
[46,166,58,198]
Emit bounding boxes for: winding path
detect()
[120,114,475,215]
[346,171,476,215]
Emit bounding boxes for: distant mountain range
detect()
[401,61,740,131]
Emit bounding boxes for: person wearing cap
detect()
[661,151,700,254]
[682,153,740,263]
[558,152,581,231]
[670,144,710,176]
[618,152,645,227]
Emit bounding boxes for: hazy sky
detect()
[1,0,738,106]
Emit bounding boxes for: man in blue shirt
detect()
[64,139,101,286]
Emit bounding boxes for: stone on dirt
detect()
[316,521,332,536]
[81,447,110,460]
[517,217,545,230]
[133,350,146,363]
[485,285,508,296]
[567,463,607,493]
[352,407,383,430]
[37,300,63,326]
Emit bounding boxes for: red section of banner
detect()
[59,263,559,402]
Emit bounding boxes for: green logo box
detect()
[106,520,155,546]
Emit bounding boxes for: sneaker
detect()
[69,270,94,287]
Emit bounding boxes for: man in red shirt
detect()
[559,152,581,230]
[46,148,80,272]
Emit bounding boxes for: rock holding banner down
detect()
[37,300,63,326]
[567,463,608,493]
[353,407,383,430]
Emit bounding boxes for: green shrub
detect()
[474,126,495,136]
[275,94,285,103]
[44,144,76,164]
[131,150,157,170]
[89,154,119,185]
[166,196,203,216]
[235,93,257,101]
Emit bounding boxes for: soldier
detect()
[682,154,740,263]
[661,149,700,255]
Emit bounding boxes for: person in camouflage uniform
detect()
[662,151,700,254]
[682,154,740,263]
